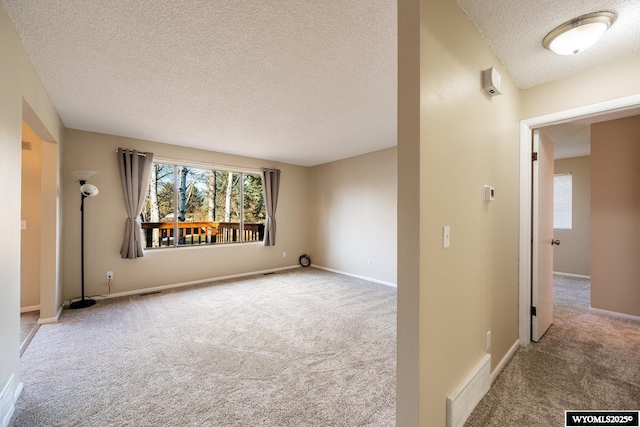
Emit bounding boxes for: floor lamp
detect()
[70,170,99,309]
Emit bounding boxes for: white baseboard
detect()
[491,340,519,383]
[20,305,40,313]
[590,307,640,323]
[78,265,302,302]
[553,271,590,279]
[310,265,397,288]
[0,374,23,427]
[38,305,63,324]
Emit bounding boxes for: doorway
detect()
[20,100,63,335]
[21,121,43,315]
[531,124,593,342]
[20,121,44,354]
[518,94,640,345]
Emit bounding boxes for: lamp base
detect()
[69,298,96,309]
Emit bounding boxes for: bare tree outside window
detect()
[141,162,265,249]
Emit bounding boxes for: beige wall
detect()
[397,0,421,423]
[553,156,590,276]
[21,123,42,309]
[591,116,640,317]
[63,129,311,299]
[309,148,397,285]
[398,0,521,424]
[522,54,640,119]
[0,2,63,420]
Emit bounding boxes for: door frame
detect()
[22,100,62,324]
[518,93,640,345]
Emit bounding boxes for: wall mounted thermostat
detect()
[482,67,502,96]
[484,185,495,202]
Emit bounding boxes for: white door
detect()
[531,130,556,342]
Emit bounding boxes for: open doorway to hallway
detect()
[520,97,640,345]
[20,121,43,354]
[19,112,61,355]
[540,122,591,280]
[540,124,592,328]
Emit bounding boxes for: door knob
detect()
[551,239,560,246]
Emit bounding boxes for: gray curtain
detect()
[118,148,154,259]
[261,168,281,246]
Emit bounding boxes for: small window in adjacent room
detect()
[553,173,572,230]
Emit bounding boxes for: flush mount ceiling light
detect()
[542,11,616,55]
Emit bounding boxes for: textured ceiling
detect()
[456,0,640,89]
[540,107,640,159]
[4,1,640,166]
[540,124,592,160]
[3,0,397,166]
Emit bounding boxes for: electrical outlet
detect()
[367,259,371,267]
[486,331,491,350]
[107,271,114,280]
[443,226,451,248]
[282,252,286,258]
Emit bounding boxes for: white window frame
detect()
[143,158,264,249]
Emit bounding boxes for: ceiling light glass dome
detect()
[543,12,615,55]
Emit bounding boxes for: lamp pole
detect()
[70,179,96,309]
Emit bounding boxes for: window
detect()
[553,173,572,230]
[141,162,265,248]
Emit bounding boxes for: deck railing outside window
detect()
[141,222,265,248]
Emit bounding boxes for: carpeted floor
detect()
[465,275,640,426]
[10,268,396,427]
[19,311,40,357]
[19,311,39,344]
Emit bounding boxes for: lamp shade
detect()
[70,170,97,182]
[80,183,99,198]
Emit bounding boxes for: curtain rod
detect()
[116,150,263,173]
[116,149,148,157]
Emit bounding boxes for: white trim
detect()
[0,374,22,427]
[553,271,590,279]
[37,305,63,324]
[79,265,301,302]
[19,305,40,313]
[311,265,397,288]
[491,340,520,383]
[519,94,640,346]
[590,307,640,323]
[519,121,532,346]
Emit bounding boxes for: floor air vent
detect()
[446,354,491,427]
